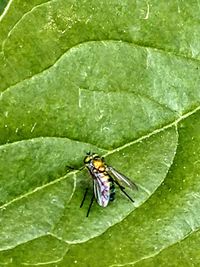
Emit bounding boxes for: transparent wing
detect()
[93,177,110,207]
[107,166,138,190]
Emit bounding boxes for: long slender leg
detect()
[66,165,75,170]
[80,188,89,208]
[113,180,135,203]
[66,165,85,172]
[65,165,75,173]
[86,194,95,217]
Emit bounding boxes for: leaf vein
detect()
[0,105,199,210]
[2,39,200,94]
[21,246,69,266]
[1,0,54,52]
[0,0,13,22]
[80,87,179,115]
[0,136,109,152]
[110,227,199,267]
[0,171,76,210]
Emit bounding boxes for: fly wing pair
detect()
[93,165,138,208]
[93,176,110,207]
[106,166,138,191]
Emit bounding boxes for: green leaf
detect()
[0,235,68,266]
[61,111,200,267]
[0,1,200,266]
[0,0,9,15]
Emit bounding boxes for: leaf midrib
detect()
[1,104,199,211]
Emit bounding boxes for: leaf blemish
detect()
[31,122,37,133]
[78,87,82,108]
[143,2,150,20]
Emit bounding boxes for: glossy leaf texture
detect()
[0,0,200,266]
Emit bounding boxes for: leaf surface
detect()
[0,1,200,266]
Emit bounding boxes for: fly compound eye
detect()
[84,156,91,164]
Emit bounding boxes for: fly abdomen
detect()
[109,181,115,202]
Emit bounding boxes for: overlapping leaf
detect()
[0,0,200,266]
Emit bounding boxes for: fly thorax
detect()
[93,159,105,171]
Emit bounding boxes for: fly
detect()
[80,152,138,217]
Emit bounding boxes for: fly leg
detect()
[113,180,135,203]
[80,188,89,208]
[66,165,85,173]
[86,194,95,217]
